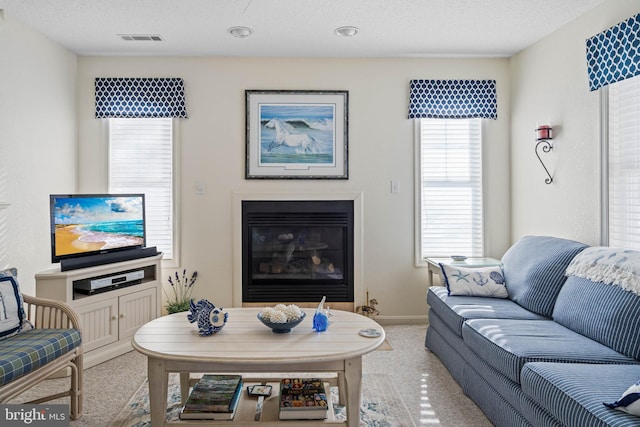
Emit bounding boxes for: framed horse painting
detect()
[245,90,348,179]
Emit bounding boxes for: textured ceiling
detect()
[0,0,607,57]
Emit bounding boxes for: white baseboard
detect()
[371,315,428,325]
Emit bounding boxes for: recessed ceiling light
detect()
[334,26,359,37]
[228,26,254,38]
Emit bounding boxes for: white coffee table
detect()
[132,307,386,426]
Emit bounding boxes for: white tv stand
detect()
[35,254,162,369]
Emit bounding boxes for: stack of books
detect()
[179,374,243,420]
[278,378,329,420]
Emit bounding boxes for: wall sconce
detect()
[535,125,554,184]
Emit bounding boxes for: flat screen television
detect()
[50,194,147,266]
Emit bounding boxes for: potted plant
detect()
[164,269,198,314]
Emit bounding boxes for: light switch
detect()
[391,180,400,193]
[195,182,205,195]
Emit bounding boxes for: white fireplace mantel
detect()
[232,191,364,309]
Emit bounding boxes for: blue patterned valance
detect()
[586,13,640,91]
[95,78,188,118]
[408,79,497,120]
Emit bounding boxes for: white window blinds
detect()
[608,75,640,249]
[109,118,174,259]
[418,118,483,258]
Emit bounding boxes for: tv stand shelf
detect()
[35,254,163,369]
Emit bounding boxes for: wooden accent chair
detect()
[0,294,83,419]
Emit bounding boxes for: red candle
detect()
[536,125,552,140]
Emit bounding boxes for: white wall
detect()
[76,56,511,320]
[6,0,635,318]
[509,0,640,245]
[0,12,77,294]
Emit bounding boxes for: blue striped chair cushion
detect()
[462,318,638,384]
[502,235,587,317]
[0,328,82,386]
[553,276,640,360]
[521,362,640,427]
[427,286,545,338]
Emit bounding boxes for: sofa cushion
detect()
[439,264,508,298]
[0,268,32,340]
[462,318,639,384]
[424,318,467,385]
[427,310,466,356]
[0,328,82,386]
[501,235,588,317]
[427,286,545,338]
[521,363,640,427]
[553,276,640,360]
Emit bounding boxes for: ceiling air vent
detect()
[118,34,163,42]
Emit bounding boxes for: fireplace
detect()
[242,200,354,303]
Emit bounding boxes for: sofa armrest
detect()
[22,294,82,332]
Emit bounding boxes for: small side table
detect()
[425,257,501,286]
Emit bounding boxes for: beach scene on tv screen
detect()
[53,196,144,256]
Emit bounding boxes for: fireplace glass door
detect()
[242,201,354,303]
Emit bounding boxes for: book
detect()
[278,378,329,420]
[179,374,243,420]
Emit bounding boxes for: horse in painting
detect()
[265,118,319,153]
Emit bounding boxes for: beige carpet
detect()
[10,324,491,426]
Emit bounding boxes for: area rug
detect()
[111,372,414,426]
[377,339,393,351]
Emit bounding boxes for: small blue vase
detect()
[312,311,329,332]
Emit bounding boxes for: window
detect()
[109,118,176,260]
[416,118,483,262]
[604,74,640,249]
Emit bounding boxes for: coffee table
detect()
[132,307,386,426]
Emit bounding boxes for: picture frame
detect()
[245,90,348,179]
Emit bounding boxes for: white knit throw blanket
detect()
[565,247,640,296]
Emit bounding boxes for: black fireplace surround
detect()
[242,200,354,303]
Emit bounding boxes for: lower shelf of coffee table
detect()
[168,381,343,426]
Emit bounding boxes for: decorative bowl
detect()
[451,255,468,262]
[257,312,306,333]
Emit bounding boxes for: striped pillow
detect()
[501,236,588,317]
[604,379,640,416]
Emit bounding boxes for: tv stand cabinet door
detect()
[118,287,157,340]
[75,298,119,352]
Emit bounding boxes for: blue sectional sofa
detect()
[425,236,640,427]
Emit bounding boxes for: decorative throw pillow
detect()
[501,235,588,317]
[604,379,640,415]
[0,268,32,340]
[439,264,508,298]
